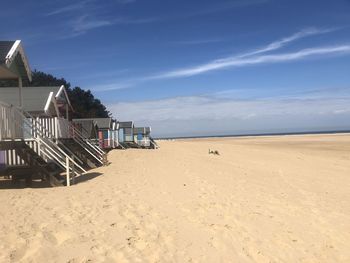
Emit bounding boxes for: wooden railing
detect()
[137,138,151,147]
[58,120,106,165]
[0,102,87,184]
[0,101,24,140]
[30,117,71,139]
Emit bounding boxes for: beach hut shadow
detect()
[0,172,103,189]
[73,172,103,184]
[0,178,52,189]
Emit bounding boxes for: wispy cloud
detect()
[46,0,92,16]
[151,27,342,79]
[171,38,224,46]
[180,0,270,19]
[89,27,347,91]
[71,15,112,33]
[66,15,157,36]
[46,0,136,16]
[239,27,339,58]
[152,45,350,79]
[116,0,136,3]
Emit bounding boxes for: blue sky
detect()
[2,0,350,137]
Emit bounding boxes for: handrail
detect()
[71,122,105,155]
[1,102,87,178]
[75,123,105,155]
[150,137,159,149]
[59,120,105,165]
[26,116,84,166]
[20,113,87,174]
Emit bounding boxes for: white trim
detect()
[56,85,72,109]
[44,92,54,113]
[5,40,21,62]
[5,40,32,82]
[56,85,65,98]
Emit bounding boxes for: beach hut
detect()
[0,40,105,186]
[0,40,32,106]
[118,121,134,144]
[0,87,110,169]
[1,40,33,179]
[73,118,116,149]
[0,85,71,117]
[133,127,152,147]
[72,119,99,140]
[111,119,119,148]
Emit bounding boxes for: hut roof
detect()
[118,121,133,128]
[0,86,71,115]
[0,40,32,81]
[75,118,112,129]
[134,127,151,135]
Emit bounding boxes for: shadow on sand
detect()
[73,172,103,184]
[0,172,103,189]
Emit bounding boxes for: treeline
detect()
[0,70,110,119]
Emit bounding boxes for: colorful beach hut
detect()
[133,127,151,147]
[73,118,118,149]
[118,121,134,143]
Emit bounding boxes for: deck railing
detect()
[137,138,151,147]
[0,102,87,184]
[29,117,71,139]
[0,101,24,140]
[58,120,106,165]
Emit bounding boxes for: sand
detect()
[0,134,350,262]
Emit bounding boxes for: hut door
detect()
[119,129,124,142]
[98,131,104,148]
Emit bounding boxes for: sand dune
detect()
[0,134,350,262]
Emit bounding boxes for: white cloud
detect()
[68,15,157,36]
[89,28,346,91]
[46,1,91,16]
[72,15,112,33]
[152,45,350,79]
[108,89,350,137]
[238,27,338,58]
[171,38,224,45]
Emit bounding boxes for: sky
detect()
[1,0,350,137]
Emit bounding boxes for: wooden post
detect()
[66,104,69,120]
[72,156,75,185]
[18,77,23,108]
[66,156,70,186]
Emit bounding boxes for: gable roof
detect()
[74,118,112,129]
[118,121,133,128]
[134,127,151,135]
[0,40,32,82]
[0,86,71,115]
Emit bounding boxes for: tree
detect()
[29,70,110,119]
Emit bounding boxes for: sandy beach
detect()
[0,134,349,262]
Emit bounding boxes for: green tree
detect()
[29,70,110,119]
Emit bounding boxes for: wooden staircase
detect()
[15,142,65,186]
[58,121,107,166]
[1,101,87,186]
[150,137,159,149]
[60,139,100,169]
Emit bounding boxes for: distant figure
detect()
[209,149,220,155]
